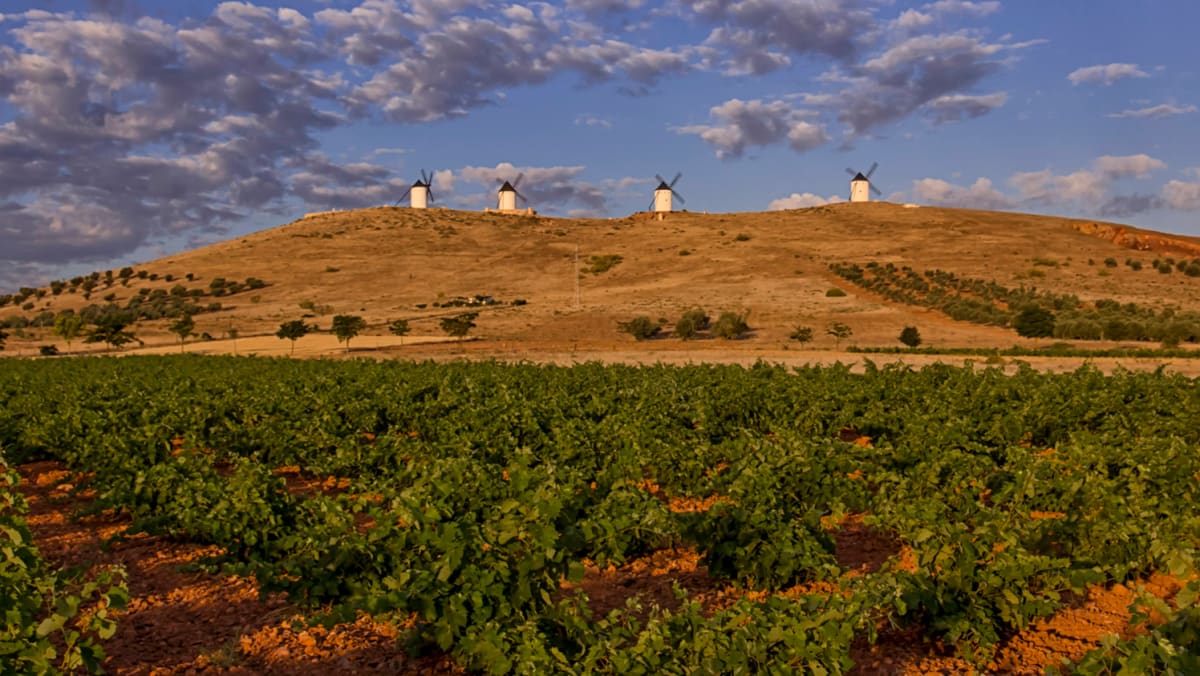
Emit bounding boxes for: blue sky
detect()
[1,0,1199,290]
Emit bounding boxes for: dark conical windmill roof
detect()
[655,181,672,191]
[499,181,515,192]
[412,179,428,188]
[851,172,869,182]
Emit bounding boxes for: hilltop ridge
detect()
[5,202,1200,357]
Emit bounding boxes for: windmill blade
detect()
[515,188,529,205]
[428,186,436,203]
[421,169,432,185]
[395,186,413,205]
[513,172,525,189]
[669,172,682,189]
[648,197,656,212]
[671,189,686,206]
[870,184,882,197]
[655,173,667,185]
[865,162,878,180]
[845,168,859,178]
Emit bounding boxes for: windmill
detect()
[650,172,686,213]
[396,169,435,209]
[846,162,881,203]
[496,172,528,211]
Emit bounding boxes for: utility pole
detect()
[573,244,581,310]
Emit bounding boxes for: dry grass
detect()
[7,202,1200,358]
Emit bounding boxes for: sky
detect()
[2,0,1199,291]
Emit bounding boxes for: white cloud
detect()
[768,193,843,210]
[912,177,1012,209]
[574,114,613,128]
[1067,63,1149,86]
[1093,154,1166,179]
[674,98,827,158]
[1107,103,1197,119]
[924,92,1007,123]
[1162,180,1200,211]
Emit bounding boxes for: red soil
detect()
[15,461,1175,674]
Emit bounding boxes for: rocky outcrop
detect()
[1072,222,1200,257]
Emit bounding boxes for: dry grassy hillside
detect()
[6,202,1200,357]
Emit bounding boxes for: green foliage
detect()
[898,326,922,348]
[168,315,195,349]
[389,319,411,339]
[1103,257,1118,268]
[0,328,7,351]
[584,254,623,275]
[788,325,814,345]
[38,345,59,357]
[440,312,478,340]
[712,312,749,340]
[275,320,311,355]
[9,359,1200,670]
[1013,307,1055,339]
[673,308,709,340]
[825,287,847,297]
[52,314,83,351]
[83,312,137,350]
[331,315,367,350]
[826,321,852,348]
[618,316,661,341]
[0,465,129,673]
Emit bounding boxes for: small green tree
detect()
[332,315,367,352]
[789,325,814,345]
[618,316,661,341]
[826,321,852,349]
[899,326,922,348]
[388,319,411,345]
[168,315,195,352]
[712,312,750,340]
[275,320,310,355]
[440,312,478,342]
[1013,307,1055,339]
[53,314,84,353]
[674,308,709,340]
[84,314,137,351]
[0,327,7,351]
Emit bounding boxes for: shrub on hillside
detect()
[712,312,750,340]
[619,316,662,341]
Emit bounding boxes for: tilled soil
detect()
[17,461,1171,674]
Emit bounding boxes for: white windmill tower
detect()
[846,162,882,203]
[650,172,686,215]
[496,172,529,211]
[396,169,435,209]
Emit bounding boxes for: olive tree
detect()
[275,320,310,356]
[331,314,367,352]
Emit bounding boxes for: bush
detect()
[585,255,623,274]
[788,326,814,345]
[618,316,662,341]
[1104,257,1118,268]
[712,312,749,340]
[899,326,922,348]
[734,233,751,242]
[38,345,59,357]
[825,288,847,298]
[1013,307,1056,339]
[674,308,710,340]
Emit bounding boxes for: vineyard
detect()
[3,356,1200,673]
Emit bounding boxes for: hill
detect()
[6,202,1200,358]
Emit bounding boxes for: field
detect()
[10,203,1200,360]
[3,355,1200,674]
